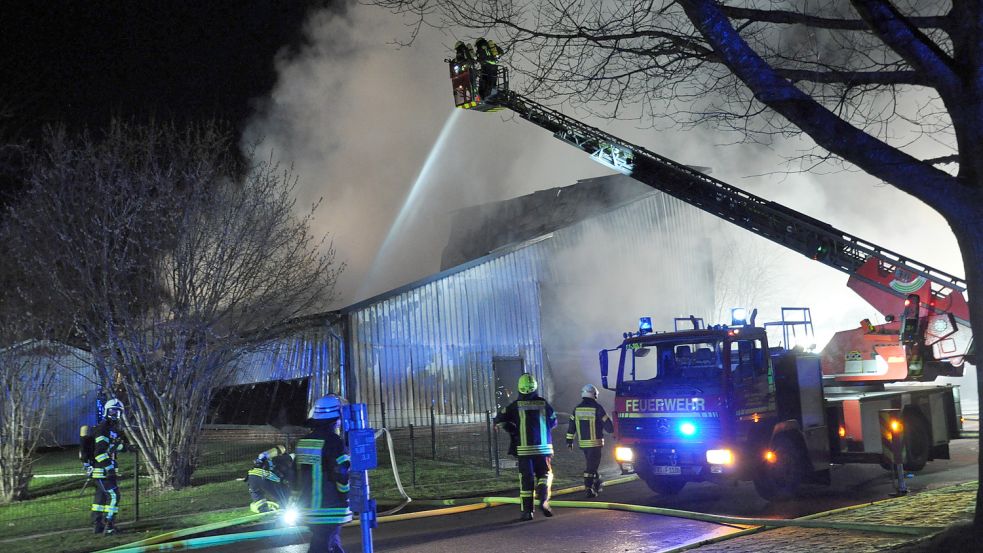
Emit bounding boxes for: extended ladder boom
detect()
[486,90,965,309]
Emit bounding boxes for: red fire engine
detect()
[445,43,972,499]
[600,309,961,499]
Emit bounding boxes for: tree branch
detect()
[777,68,927,85]
[678,0,961,208]
[849,0,959,92]
[925,154,960,165]
[721,6,951,33]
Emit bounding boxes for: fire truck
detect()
[446,42,972,499]
[599,310,962,499]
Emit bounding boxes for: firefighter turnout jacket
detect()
[495,393,557,456]
[566,397,614,448]
[247,446,294,513]
[296,426,353,526]
[90,419,125,479]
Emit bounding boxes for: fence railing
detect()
[1,409,603,541]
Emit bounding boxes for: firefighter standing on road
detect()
[247,445,295,513]
[83,398,126,535]
[494,373,557,521]
[566,384,614,497]
[296,395,352,553]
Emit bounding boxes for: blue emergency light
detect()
[730,307,747,326]
[678,422,697,436]
[639,317,653,334]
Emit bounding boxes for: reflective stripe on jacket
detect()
[495,394,557,456]
[566,398,613,448]
[296,430,353,525]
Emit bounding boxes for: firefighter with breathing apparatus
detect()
[80,398,126,535]
[566,383,614,497]
[495,373,557,521]
[296,394,352,552]
[247,444,295,513]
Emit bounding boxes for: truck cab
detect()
[601,313,832,499]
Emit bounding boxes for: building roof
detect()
[440,174,656,270]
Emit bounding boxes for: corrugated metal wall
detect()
[345,190,713,428]
[348,247,545,428]
[32,188,713,444]
[543,190,714,317]
[37,188,713,440]
[6,341,101,447]
[227,323,345,406]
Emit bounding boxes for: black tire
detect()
[753,433,808,501]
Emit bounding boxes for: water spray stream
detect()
[355,109,461,300]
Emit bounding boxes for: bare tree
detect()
[373,0,983,527]
[0,235,57,502]
[0,338,57,503]
[711,226,789,324]
[8,121,343,489]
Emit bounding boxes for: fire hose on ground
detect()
[96,471,944,553]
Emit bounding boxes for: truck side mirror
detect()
[599,350,610,390]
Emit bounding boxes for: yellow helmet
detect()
[517,373,538,394]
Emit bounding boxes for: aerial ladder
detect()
[447,41,973,381]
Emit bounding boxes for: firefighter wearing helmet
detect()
[82,398,127,535]
[566,383,614,497]
[494,372,557,521]
[296,394,352,552]
[246,444,294,513]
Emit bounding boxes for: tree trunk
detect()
[951,210,983,529]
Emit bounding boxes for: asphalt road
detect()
[207,435,979,553]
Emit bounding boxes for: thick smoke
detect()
[245,4,974,413]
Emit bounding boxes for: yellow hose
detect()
[93,511,276,553]
[477,497,939,536]
[101,472,938,552]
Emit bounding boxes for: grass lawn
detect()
[1,432,607,553]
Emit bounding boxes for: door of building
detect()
[493,356,525,412]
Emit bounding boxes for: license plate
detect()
[652,465,682,475]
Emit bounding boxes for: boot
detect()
[520,492,534,521]
[593,479,603,496]
[104,518,117,536]
[92,513,104,535]
[585,476,597,498]
[537,484,553,517]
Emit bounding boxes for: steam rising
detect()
[244,4,975,413]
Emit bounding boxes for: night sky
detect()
[0,2,341,206]
[1,2,334,132]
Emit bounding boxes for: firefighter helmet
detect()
[309,394,344,420]
[103,398,124,421]
[517,373,538,394]
[581,384,599,399]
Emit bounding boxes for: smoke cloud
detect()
[244,3,974,413]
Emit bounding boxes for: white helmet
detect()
[581,384,599,399]
[103,398,124,421]
[309,394,344,420]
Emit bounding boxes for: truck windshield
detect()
[628,341,722,381]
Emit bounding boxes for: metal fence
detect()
[0,421,600,542]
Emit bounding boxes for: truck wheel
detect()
[753,433,808,501]
[901,411,931,472]
[645,476,686,495]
